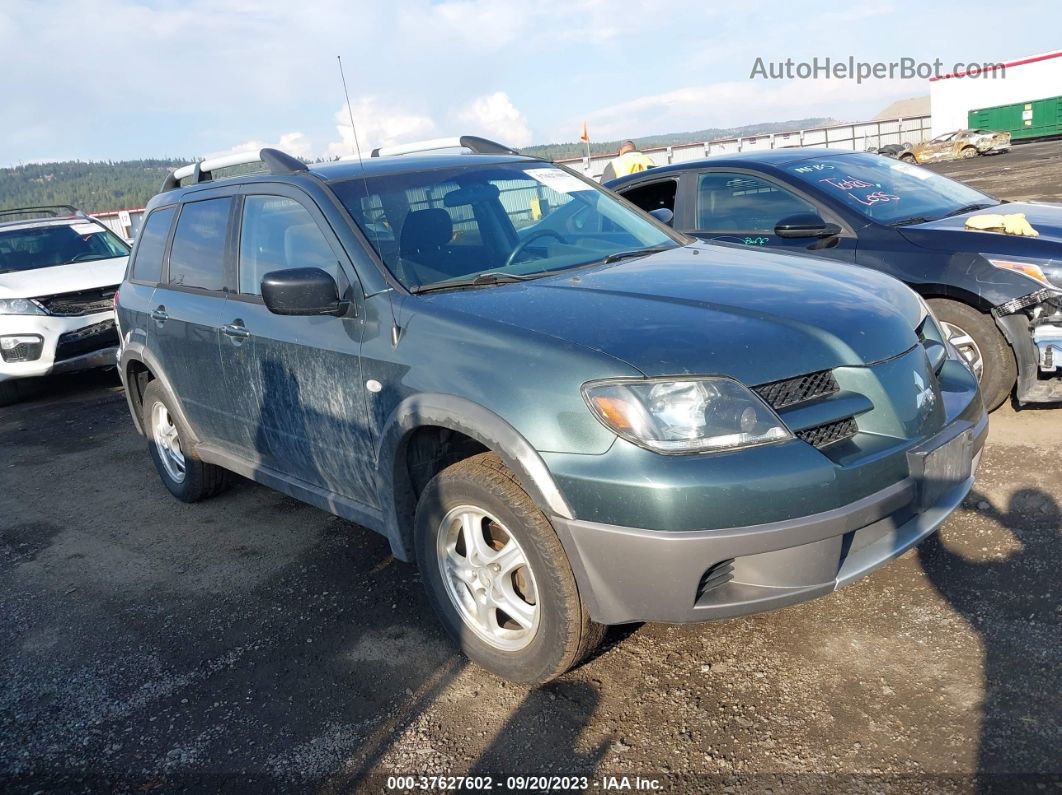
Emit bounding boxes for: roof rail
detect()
[0,205,85,222]
[161,147,309,192]
[369,135,519,158]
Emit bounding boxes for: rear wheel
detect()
[928,298,1016,411]
[415,453,604,683]
[900,153,916,163]
[142,380,228,502]
[960,146,978,159]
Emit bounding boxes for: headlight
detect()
[0,297,46,316]
[987,257,1055,288]
[583,377,792,454]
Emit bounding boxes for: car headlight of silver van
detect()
[583,377,792,454]
[0,298,46,316]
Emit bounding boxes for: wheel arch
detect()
[377,394,574,562]
[119,345,200,447]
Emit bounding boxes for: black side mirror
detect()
[648,207,674,226]
[261,267,345,316]
[774,213,842,239]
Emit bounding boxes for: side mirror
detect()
[261,267,345,316]
[774,212,841,239]
[648,207,674,226]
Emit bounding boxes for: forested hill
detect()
[521,117,838,160]
[0,159,186,213]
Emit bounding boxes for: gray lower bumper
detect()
[552,415,987,626]
[50,346,118,375]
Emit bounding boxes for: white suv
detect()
[0,206,129,405]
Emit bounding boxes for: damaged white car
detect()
[0,206,129,405]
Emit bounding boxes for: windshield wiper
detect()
[601,244,676,264]
[940,202,999,219]
[889,216,935,227]
[410,271,541,294]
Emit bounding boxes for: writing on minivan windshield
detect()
[332,162,678,292]
[787,152,996,225]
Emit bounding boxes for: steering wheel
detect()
[504,229,568,269]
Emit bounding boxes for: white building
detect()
[930,50,1062,135]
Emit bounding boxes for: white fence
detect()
[558,115,933,179]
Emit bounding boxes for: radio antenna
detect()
[337,55,365,167]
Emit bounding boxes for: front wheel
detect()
[960,146,978,159]
[414,453,604,683]
[928,298,1016,411]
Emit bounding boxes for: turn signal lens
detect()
[988,259,1050,286]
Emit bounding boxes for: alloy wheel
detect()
[940,320,984,381]
[151,401,186,483]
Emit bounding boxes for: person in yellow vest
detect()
[601,140,655,181]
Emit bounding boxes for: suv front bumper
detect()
[0,310,118,382]
[551,412,987,626]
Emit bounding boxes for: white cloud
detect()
[566,78,915,143]
[457,92,533,148]
[328,97,436,158]
[207,132,314,160]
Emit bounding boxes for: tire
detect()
[928,298,1016,411]
[141,380,228,502]
[960,146,978,159]
[0,380,21,407]
[900,153,916,163]
[414,452,604,683]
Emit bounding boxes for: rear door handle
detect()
[151,306,168,324]
[222,322,250,339]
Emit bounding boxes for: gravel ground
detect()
[2,145,1061,792]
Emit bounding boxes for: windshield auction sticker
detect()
[526,168,594,194]
[70,223,103,235]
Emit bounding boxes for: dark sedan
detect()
[605,148,1062,410]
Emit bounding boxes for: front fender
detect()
[377,393,574,560]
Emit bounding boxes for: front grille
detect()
[797,417,857,448]
[55,319,118,361]
[696,559,735,601]
[754,369,839,410]
[37,285,117,317]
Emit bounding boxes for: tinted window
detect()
[239,196,337,295]
[696,172,816,233]
[169,198,232,291]
[130,207,175,283]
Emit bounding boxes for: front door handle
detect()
[222,321,251,339]
[151,306,168,324]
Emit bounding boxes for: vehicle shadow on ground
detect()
[916,487,1061,788]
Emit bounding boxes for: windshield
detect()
[332,161,679,291]
[0,222,129,274]
[785,152,998,225]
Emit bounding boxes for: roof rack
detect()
[0,205,86,222]
[369,135,519,158]
[161,147,308,192]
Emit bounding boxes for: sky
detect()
[1,0,1059,165]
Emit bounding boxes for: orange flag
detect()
[579,121,589,142]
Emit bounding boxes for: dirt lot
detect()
[2,144,1061,792]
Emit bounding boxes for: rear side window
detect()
[169,198,232,291]
[239,196,336,295]
[130,207,175,283]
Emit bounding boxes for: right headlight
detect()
[0,297,46,316]
[582,377,792,454]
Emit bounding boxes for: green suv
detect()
[116,140,986,683]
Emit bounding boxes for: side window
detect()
[239,196,337,295]
[619,179,678,213]
[130,207,175,283]
[695,172,816,233]
[169,198,232,291]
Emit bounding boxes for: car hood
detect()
[426,244,923,385]
[898,202,1062,251]
[0,256,127,299]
